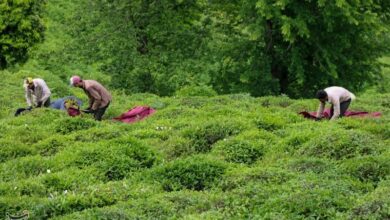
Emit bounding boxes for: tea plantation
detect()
[0,69,389,219]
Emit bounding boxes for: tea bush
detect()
[348,181,390,219]
[0,66,389,219]
[175,85,217,97]
[219,167,294,191]
[340,156,390,185]
[0,155,53,181]
[182,119,245,153]
[55,117,97,134]
[241,175,367,219]
[154,156,227,191]
[297,130,381,160]
[0,139,34,162]
[34,135,73,157]
[161,135,193,160]
[213,138,265,164]
[287,157,332,174]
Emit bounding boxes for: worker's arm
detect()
[88,87,102,110]
[25,85,33,107]
[40,85,51,104]
[331,99,341,120]
[316,102,325,118]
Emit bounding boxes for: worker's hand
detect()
[82,109,95,114]
[37,101,43,107]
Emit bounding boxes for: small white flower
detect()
[63,190,68,195]
[47,169,51,173]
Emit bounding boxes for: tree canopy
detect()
[0,0,46,69]
[12,0,390,97]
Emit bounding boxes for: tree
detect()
[238,0,390,97]
[0,0,46,69]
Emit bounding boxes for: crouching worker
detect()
[24,77,51,109]
[50,96,83,117]
[70,75,112,121]
[316,86,356,120]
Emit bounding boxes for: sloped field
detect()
[0,71,389,219]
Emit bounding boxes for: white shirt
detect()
[316,86,355,120]
[24,78,51,106]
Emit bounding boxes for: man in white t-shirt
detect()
[24,77,51,109]
[316,86,356,120]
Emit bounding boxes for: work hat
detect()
[70,75,81,86]
[26,77,34,85]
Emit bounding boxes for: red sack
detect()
[113,106,156,123]
[299,109,381,120]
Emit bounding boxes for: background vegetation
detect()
[0,0,389,219]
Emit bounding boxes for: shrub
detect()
[255,114,285,131]
[0,155,52,181]
[74,139,157,180]
[0,139,35,162]
[41,168,104,193]
[260,95,295,107]
[348,183,390,220]
[0,197,44,220]
[340,156,390,185]
[154,156,227,191]
[72,126,124,142]
[34,135,73,156]
[162,136,194,160]
[219,167,294,191]
[213,138,265,164]
[55,118,97,134]
[280,129,317,152]
[298,130,380,160]
[175,85,217,97]
[182,120,244,153]
[287,158,331,174]
[248,175,366,219]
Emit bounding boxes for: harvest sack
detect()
[300,109,381,120]
[113,106,156,123]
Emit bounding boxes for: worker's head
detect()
[316,90,328,103]
[25,77,34,89]
[70,75,82,87]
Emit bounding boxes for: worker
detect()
[316,86,356,120]
[24,77,51,109]
[70,75,112,121]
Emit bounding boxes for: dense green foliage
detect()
[0,68,389,219]
[1,0,390,219]
[0,0,46,69]
[25,0,390,97]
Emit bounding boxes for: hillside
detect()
[1,0,389,219]
[0,69,389,219]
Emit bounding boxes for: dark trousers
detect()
[94,102,110,121]
[330,99,351,118]
[37,97,51,108]
[44,97,51,107]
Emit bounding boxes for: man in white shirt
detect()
[24,77,51,109]
[316,86,356,120]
